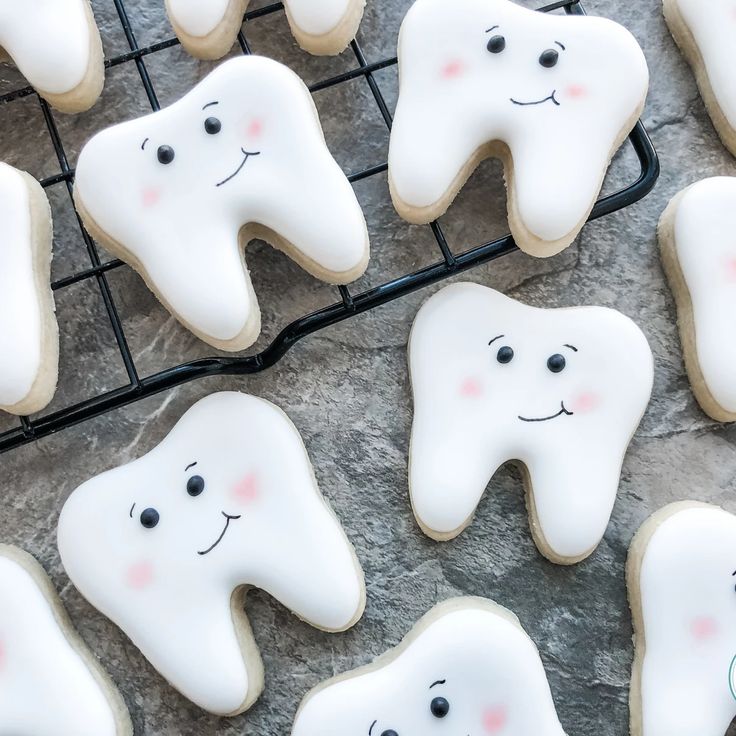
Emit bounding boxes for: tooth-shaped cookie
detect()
[74,56,369,352]
[0,162,59,416]
[0,0,104,113]
[0,545,131,736]
[659,177,736,421]
[57,391,366,716]
[389,0,649,257]
[408,283,653,564]
[663,0,736,157]
[165,0,366,58]
[627,502,736,736]
[292,597,568,736]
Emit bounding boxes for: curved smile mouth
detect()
[518,401,573,423]
[215,148,261,188]
[197,511,241,556]
[510,90,560,107]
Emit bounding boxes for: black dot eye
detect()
[539,48,559,68]
[380,731,399,736]
[187,475,205,497]
[140,507,160,529]
[430,696,450,718]
[497,345,514,364]
[487,34,506,53]
[547,353,566,373]
[204,117,221,135]
[157,145,175,165]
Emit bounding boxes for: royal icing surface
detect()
[57,391,366,716]
[409,283,653,562]
[292,597,568,736]
[167,0,358,40]
[666,177,736,415]
[667,0,736,136]
[0,0,92,94]
[74,56,369,350]
[0,163,45,410]
[632,504,736,736]
[0,547,124,736]
[389,0,649,253]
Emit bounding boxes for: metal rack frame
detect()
[0,0,659,452]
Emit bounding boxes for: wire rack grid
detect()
[0,0,659,453]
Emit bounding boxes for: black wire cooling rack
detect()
[0,0,659,453]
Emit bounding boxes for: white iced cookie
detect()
[408,283,653,564]
[663,0,736,157]
[0,0,104,113]
[627,502,736,736]
[0,545,131,736]
[74,56,369,352]
[0,162,59,416]
[659,177,736,422]
[165,0,366,59]
[57,391,366,716]
[389,0,649,257]
[292,597,568,736]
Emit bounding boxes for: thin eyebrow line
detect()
[488,334,505,346]
[732,570,736,576]
[429,679,446,689]
[555,41,566,50]
[202,101,219,109]
[368,720,377,735]
[141,138,149,150]
[129,503,135,518]
[185,461,197,471]
[486,25,499,32]
[563,344,578,352]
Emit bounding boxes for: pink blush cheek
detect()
[232,473,259,505]
[125,561,154,590]
[459,377,483,398]
[569,391,600,414]
[441,59,465,79]
[246,118,263,140]
[724,257,736,282]
[142,187,161,208]
[564,84,587,100]
[483,706,507,733]
[691,616,719,641]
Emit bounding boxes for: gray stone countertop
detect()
[1,0,735,734]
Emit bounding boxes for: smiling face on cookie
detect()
[57,392,365,716]
[292,600,568,736]
[633,504,736,736]
[409,283,653,563]
[389,0,648,253]
[74,55,368,350]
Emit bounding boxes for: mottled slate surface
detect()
[1,0,735,734]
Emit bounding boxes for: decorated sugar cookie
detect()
[0,163,59,416]
[663,0,736,157]
[292,597,568,736]
[627,502,736,736]
[0,0,104,113]
[165,0,366,59]
[659,177,736,421]
[74,56,369,352]
[408,283,653,564]
[0,545,131,736]
[57,391,366,716]
[389,0,649,257]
